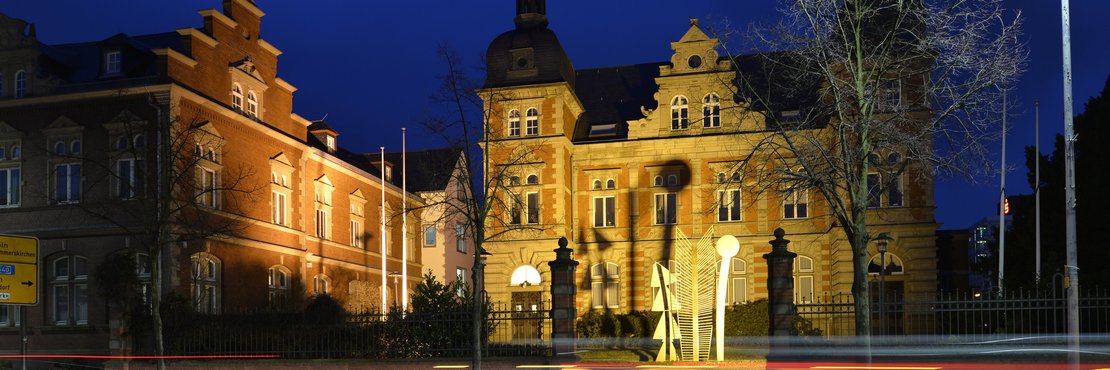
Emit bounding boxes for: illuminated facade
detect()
[0,1,423,356]
[479,1,939,324]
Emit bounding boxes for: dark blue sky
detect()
[2,1,1108,230]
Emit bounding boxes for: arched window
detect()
[606,179,616,189]
[10,145,19,160]
[653,176,663,187]
[508,109,521,137]
[246,90,258,117]
[231,84,243,111]
[268,265,290,308]
[191,253,221,314]
[666,174,678,186]
[313,274,331,295]
[868,253,905,276]
[508,175,521,186]
[50,254,88,325]
[134,134,145,149]
[70,140,81,155]
[592,179,602,190]
[526,174,539,185]
[795,255,815,304]
[670,96,689,130]
[116,136,129,151]
[703,93,721,128]
[717,173,726,184]
[728,257,747,304]
[54,141,65,155]
[14,70,26,98]
[525,108,539,136]
[510,265,542,287]
[590,262,620,309]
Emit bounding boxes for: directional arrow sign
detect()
[0,234,39,305]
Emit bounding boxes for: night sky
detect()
[2,1,1108,230]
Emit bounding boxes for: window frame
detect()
[525,108,539,136]
[54,162,82,204]
[246,90,259,117]
[231,83,244,111]
[525,191,539,224]
[104,50,122,74]
[49,254,89,326]
[191,253,221,314]
[592,195,616,228]
[14,70,26,98]
[0,166,21,207]
[670,95,689,130]
[717,188,741,222]
[508,109,521,137]
[654,192,677,225]
[703,93,721,128]
[867,173,882,208]
[590,262,620,309]
[783,187,808,219]
[423,224,437,247]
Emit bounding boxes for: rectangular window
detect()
[526,192,539,224]
[455,224,466,253]
[730,277,747,304]
[315,209,328,239]
[55,163,81,203]
[0,305,19,327]
[509,121,521,137]
[718,189,741,222]
[867,173,881,208]
[593,196,615,227]
[888,174,903,207]
[423,224,436,247]
[272,191,287,225]
[783,188,808,219]
[654,193,677,225]
[117,158,144,199]
[199,168,217,208]
[526,117,539,136]
[796,276,815,304]
[881,79,900,111]
[456,268,467,296]
[350,220,361,247]
[105,51,121,74]
[0,167,20,206]
[509,193,522,225]
[53,285,69,324]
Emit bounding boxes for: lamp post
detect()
[714,235,741,361]
[388,271,401,309]
[472,247,492,370]
[874,232,892,336]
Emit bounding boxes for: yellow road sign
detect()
[0,234,39,305]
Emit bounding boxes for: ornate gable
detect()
[230,56,265,83]
[0,14,35,49]
[663,19,722,76]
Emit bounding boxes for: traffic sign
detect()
[0,234,39,305]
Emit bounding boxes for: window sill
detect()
[717,219,742,223]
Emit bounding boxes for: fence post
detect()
[763,228,797,355]
[548,237,579,359]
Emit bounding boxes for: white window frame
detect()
[246,90,259,118]
[117,158,143,199]
[198,167,218,208]
[104,51,121,74]
[525,108,539,136]
[794,255,815,304]
[268,265,290,308]
[525,191,539,224]
[423,224,437,247]
[272,191,288,226]
[14,70,26,98]
[313,274,331,295]
[783,188,808,219]
[654,192,677,225]
[508,109,521,137]
[590,262,620,309]
[455,224,467,253]
[316,208,330,239]
[191,253,221,314]
[0,167,21,207]
[50,255,88,325]
[231,83,243,111]
[670,96,689,130]
[867,173,882,208]
[593,195,616,228]
[717,188,741,222]
[729,257,747,304]
[703,93,721,128]
[350,219,362,247]
[55,163,82,204]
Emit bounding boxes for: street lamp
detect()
[388,271,401,309]
[873,232,893,336]
[472,247,492,369]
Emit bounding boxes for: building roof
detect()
[35,31,181,92]
[572,62,665,141]
[360,148,464,193]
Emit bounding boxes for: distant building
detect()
[478,0,940,331]
[0,1,430,357]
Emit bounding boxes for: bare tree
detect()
[417,44,553,370]
[54,93,263,368]
[710,0,1025,337]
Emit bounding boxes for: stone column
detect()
[762,228,797,346]
[548,237,579,358]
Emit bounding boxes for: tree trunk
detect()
[151,243,166,370]
[849,203,872,355]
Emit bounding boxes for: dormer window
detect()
[246,91,258,118]
[14,70,26,98]
[325,136,335,152]
[231,84,243,112]
[104,51,121,75]
[384,164,393,182]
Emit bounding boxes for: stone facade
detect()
[479,3,939,323]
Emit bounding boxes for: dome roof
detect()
[483,3,574,90]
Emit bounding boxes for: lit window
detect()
[313,274,331,295]
[526,108,539,136]
[868,253,904,276]
[508,110,521,137]
[703,93,721,128]
[350,219,362,247]
[795,255,815,304]
[272,191,287,225]
[104,51,121,74]
[315,208,329,239]
[593,196,616,227]
[198,168,217,208]
[50,255,88,325]
[654,193,677,225]
[671,96,689,130]
[590,262,620,309]
[455,224,467,253]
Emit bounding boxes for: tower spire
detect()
[514,0,548,29]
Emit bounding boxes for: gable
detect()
[269,152,293,168]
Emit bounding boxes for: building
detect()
[0,1,427,357]
[478,1,939,324]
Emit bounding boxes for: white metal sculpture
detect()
[714,235,740,361]
[651,227,718,361]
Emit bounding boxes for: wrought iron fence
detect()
[797,289,1110,338]
[148,302,551,359]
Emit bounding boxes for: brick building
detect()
[478,1,939,324]
[0,0,428,357]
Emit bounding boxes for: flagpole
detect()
[1061,1,1080,366]
[401,128,409,312]
[380,146,387,312]
[1035,99,1041,283]
[998,85,1006,294]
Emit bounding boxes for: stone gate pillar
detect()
[763,228,797,345]
[548,237,579,358]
